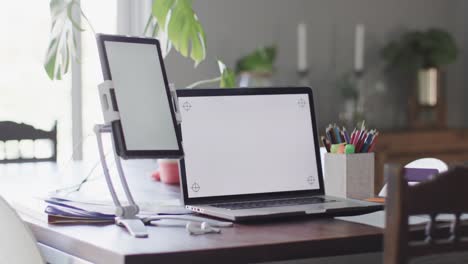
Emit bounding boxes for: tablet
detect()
[96,34,183,159]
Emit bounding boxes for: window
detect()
[81,0,118,161]
[0,1,72,163]
[0,1,145,163]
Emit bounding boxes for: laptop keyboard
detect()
[211,197,335,210]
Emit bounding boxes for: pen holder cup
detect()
[323,153,375,200]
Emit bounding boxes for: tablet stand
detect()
[95,80,147,238]
[94,124,147,238]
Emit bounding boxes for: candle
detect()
[297,23,307,72]
[354,24,365,72]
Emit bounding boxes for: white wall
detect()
[162,0,466,130]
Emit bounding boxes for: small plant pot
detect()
[238,72,272,87]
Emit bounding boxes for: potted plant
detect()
[236,46,276,87]
[43,0,236,185]
[381,28,458,106]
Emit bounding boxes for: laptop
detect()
[176,87,382,221]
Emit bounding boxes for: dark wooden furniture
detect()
[374,129,468,194]
[408,96,447,130]
[384,164,468,264]
[0,121,57,163]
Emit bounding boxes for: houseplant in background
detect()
[381,28,458,107]
[43,0,235,185]
[236,46,277,87]
[44,0,235,87]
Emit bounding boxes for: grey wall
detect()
[163,0,467,131]
[454,0,468,127]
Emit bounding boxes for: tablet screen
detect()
[98,35,182,158]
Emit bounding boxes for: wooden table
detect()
[0,161,384,264]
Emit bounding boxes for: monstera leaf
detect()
[152,0,207,66]
[44,0,84,80]
[143,14,172,56]
[43,0,210,82]
[218,61,235,88]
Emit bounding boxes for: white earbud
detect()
[186,221,221,235]
[200,222,221,233]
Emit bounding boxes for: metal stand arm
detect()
[94,124,147,238]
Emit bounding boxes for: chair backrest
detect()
[384,164,468,264]
[378,158,448,197]
[0,196,44,264]
[0,121,57,163]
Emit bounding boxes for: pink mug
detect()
[151,159,180,185]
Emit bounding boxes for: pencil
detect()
[321,136,331,152]
[368,133,379,153]
[342,127,350,143]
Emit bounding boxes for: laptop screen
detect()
[178,89,321,199]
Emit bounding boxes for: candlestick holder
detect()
[338,70,366,128]
[297,70,310,86]
[354,70,365,115]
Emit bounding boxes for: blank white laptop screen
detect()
[104,41,179,151]
[179,93,320,198]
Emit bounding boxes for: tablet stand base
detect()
[94,124,148,238]
[116,217,148,238]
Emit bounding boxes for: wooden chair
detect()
[0,121,57,163]
[384,164,468,264]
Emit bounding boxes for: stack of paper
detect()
[44,197,115,224]
[42,196,192,224]
[13,194,192,225]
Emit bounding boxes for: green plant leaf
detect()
[152,0,174,28]
[152,0,207,66]
[44,0,81,80]
[218,60,236,88]
[143,14,172,56]
[381,28,458,70]
[235,46,276,74]
[425,28,458,67]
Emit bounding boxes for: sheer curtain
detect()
[0,1,71,163]
[80,0,152,162]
